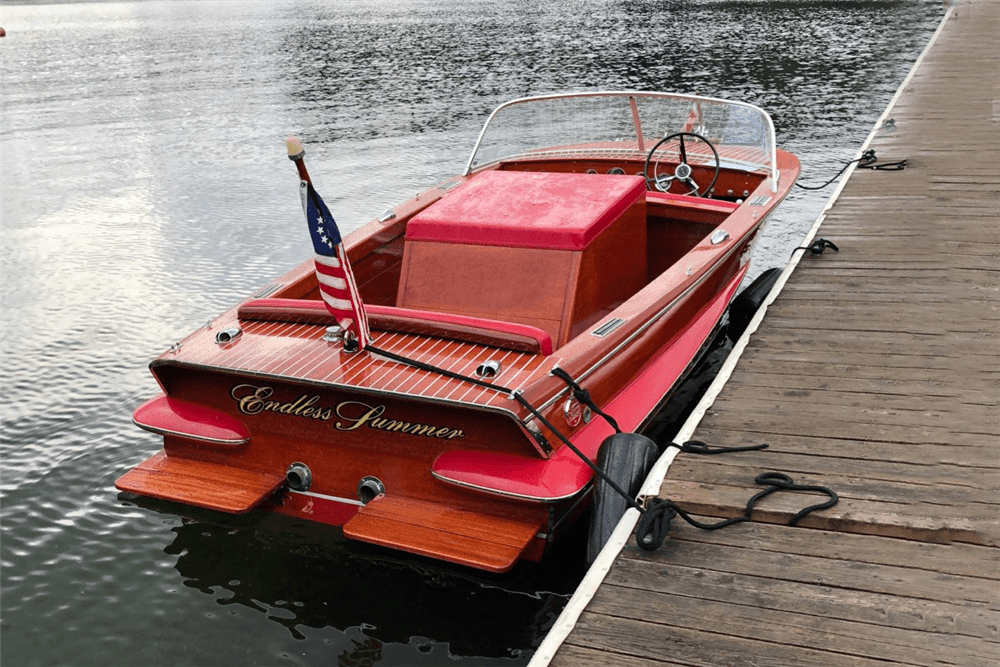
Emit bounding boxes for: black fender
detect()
[586,433,659,564]
[728,267,781,343]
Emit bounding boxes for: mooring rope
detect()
[364,344,839,550]
[635,472,840,551]
[795,149,906,191]
[364,343,643,511]
[550,366,622,434]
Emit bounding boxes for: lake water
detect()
[0,1,944,665]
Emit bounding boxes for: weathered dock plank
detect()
[539,1,1000,664]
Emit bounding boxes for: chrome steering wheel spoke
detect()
[643,131,721,197]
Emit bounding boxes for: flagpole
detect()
[286,136,372,353]
[286,136,312,184]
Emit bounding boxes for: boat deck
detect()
[168,317,550,411]
[538,1,1000,664]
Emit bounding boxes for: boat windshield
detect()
[465,92,778,188]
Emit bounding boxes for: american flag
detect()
[299,179,370,349]
[681,101,702,133]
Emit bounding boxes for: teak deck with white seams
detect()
[176,318,550,411]
[545,2,1000,665]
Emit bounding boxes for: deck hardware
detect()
[686,266,693,275]
[563,398,583,427]
[437,177,464,191]
[357,476,385,505]
[169,342,183,353]
[742,190,750,197]
[749,195,771,206]
[342,332,361,353]
[798,238,840,255]
[215,327,242,345]
[252,283,283,299]
[322,325,345,343]
[377,208,396,223]
[524,420,553,454]
[591,318,626,337]
[475,360,503,378]
[286,462,312,491]
[710,230,730,245]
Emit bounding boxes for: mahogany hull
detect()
[117,93,800,572]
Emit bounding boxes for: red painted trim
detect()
[646,190,740,212]
[369,305,553,355]
[431,266,747,501]
[132,395,250,446]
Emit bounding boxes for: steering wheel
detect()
[643,132,721,197]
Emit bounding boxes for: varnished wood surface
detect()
[550,2,1000,665]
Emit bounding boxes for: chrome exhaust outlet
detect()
[285,462,312,491]
[357,476,385,505]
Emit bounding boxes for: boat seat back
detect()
[397,171,648,347]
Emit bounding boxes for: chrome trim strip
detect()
[430,469,581,503]
[534,217,767,416]
[252,283,283,299]
[131,419,250,446]
[591,318,626,337]
[287,489,364,506]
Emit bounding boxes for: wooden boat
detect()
[117,92,799,573]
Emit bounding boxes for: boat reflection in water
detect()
[117,91,799,574]
[141,499,586,665]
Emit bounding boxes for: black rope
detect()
[858,156,907,171]
[670,439,769,455]
[550,366,622,434]
[366,343,506,394]
[794,150,875,190]
[794,149,905,191]
[508,391,643,513]
[364,343,644,513]
[635,472,839,551]
[364,344,838,552]
[792,238,839,257]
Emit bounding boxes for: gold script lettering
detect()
[334,401,386,432]
[337,401,464,439]
[230,386,464,439]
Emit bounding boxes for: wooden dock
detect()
[534,1,999,664]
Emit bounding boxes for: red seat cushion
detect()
[405,170,647,251]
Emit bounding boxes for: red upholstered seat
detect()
[405,170,647,251]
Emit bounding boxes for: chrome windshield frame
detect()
[463,91,779,192]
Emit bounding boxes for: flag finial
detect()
[286,136,305,161]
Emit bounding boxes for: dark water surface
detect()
[1,1,943,665]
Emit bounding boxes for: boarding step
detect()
[342,495,543,573]
[115,452,285,513]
